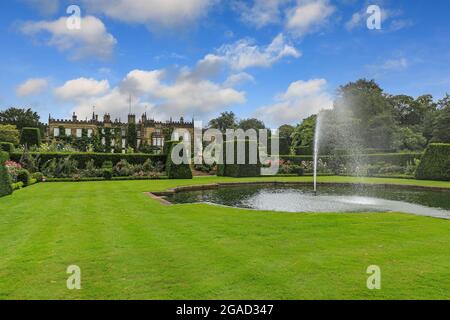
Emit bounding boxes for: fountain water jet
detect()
[313,113,322,195]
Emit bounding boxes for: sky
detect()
[0,0,449,128]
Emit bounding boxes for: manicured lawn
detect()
[0,176,449,300]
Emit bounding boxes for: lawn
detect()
[0,176,449,300]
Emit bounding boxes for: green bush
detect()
[20,127,41,147]
[32,172,44,182]
[0,142,15,153]
[17,168,31,186]
[0,151,13,197]
[416,144,450,181]
[102,168,113,180]
[10,152,166,170]
[165,141,192,179]
[0,125,20,145]
[11,181,24,191]
[217,139,261,177]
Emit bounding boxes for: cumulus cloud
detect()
[232,0,287,28]
[81,0,215,28]
[55,78,110,101]
[16,78,49,97]
[20,16,117,60]
[255,78,333,126]
[224,72,255,87]
[286,0,335,37]
[215,33,301,71]
[58,65,245,121]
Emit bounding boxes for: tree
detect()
[291,115,316,154]
[0,124,20,145]
[237,118,266,131]
[208,112,237,132]
[0,108,43,132]
[393,127,427,151]
[432,95,450,142]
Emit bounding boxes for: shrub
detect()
[0,151,13,197]
[0,125,20,145]
[17,169,31,186]
[41,156,78,178]
[102,168,113,180]
[113,159,133,177]
[1,142,15,153]
[165,140,193,179]
[32,172,44,182]
[20,127,41,147]
[416,143,450,181]
[12,181,24,191]
[10,152,166,170]
[217,139,261,177]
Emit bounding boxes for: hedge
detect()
[217,139,261,177]
[416,144,450,181]
[0,151,12,198]
[10,152,167,170]
[281,153,423,166]
[165,141,193,179]
[0,142,14,153]
[20,127,41,147]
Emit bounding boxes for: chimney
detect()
[180,117,184,124]
[95,114,98,122]
[104,113,111,123]
[72,112,77,122]
[128,114,136,124]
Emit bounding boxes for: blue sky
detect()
[0,0,449,127]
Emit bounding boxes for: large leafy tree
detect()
[291,115,316,154]
[208,112,237,132]
[0,108,42,131]
[237,118,266,131]
[432,94,450,143]
[0,124,20,145]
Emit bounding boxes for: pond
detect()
[166,184,450,219]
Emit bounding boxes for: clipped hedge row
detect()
[0,151,12,198]
[281,153,423,166]
[0,142,14,153]
[217,140,261,177]
[10,152,167,170]
[416,144,450,181]
[165,141,193,179]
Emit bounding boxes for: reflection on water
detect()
[167,185,450,219]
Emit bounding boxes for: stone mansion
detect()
[48,112,194,150]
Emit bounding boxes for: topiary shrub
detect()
[102,168,113,180]
[217,139,261,177]
[0,142,15,153]
[32,172,44,182]
[17,168,31,186]
[20,127,41,147]
[165,140,192,179]
[0,151,13,197]
[416,143,450,181]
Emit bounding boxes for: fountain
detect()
[313,113,322,195]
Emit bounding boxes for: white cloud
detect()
[60,65,245,121]
[255,78,333,126]
[20,16,117,60]
[55,78,110,101]
[224,72,255,87]
[232,0,287,28]
[381,58,408,70]
[215,33,301,70]
[286,0,335,37]
[82,0,215,28]
[21,0,59,15]
[16,78,49,97]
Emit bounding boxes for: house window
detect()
[76,129,82,138]
[122,139,126,148]
[121,129,126,137]
[155,129,162,134]
[65,128,72,136]
[87,129,93,138]
[53,128,60,137]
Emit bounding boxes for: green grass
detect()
[0,176,449,300]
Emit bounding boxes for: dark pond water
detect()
[166,185,450,219]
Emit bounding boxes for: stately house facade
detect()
[48,112,194,151]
